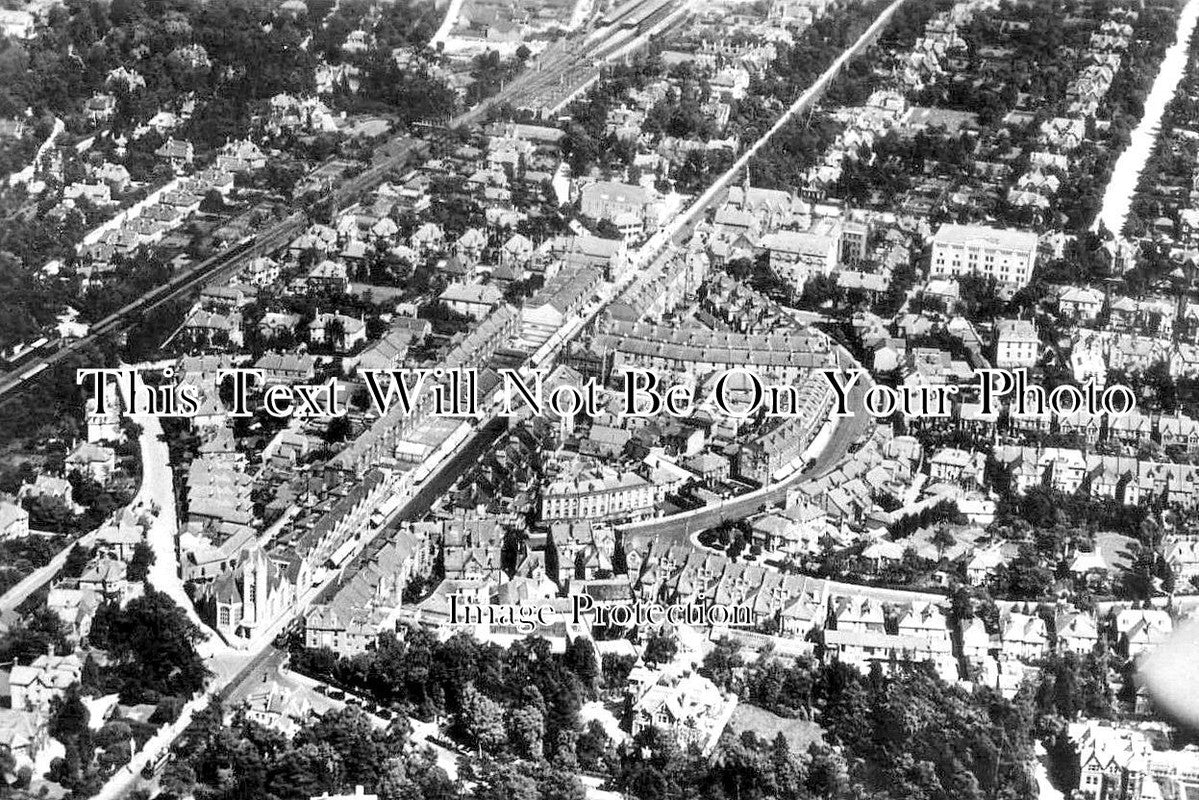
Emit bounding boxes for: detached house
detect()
[84,93,116,123]
[66,441,117,482]
[630,671,736,756]
[155,138,195,171]
[8,654,83,711]
[308,312,367,353]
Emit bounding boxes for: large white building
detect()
[994,318,1040,368]
[542,467,658,522]
[760,221,841,292]
[930,224,1039,287]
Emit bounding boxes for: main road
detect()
[88,0,910,790]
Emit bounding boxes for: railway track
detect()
[0,212,308,397]
[0,1,684,401]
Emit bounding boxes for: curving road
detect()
[621,355,872,549]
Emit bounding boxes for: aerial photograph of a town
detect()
[9,0,1199,796]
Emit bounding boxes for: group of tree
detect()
[86,588,209,703]
[290,629,600,764]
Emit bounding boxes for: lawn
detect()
[726,703,824,754]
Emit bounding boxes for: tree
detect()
[159,761,196,798]
[507,704,544,760]
[127,540,156,582]
[49,686,90,745]
[642,632,677,667]
[932,527,957,562]
[544,531,560,587]
[460,684,506,755]
[267,742,343,800]
[564,637,598,688]
[324,415,352,444]
[63,543,92,578]
[297,706,400,789]
[86,589,209,701]
[475,760,540,800]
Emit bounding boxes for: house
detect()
[1116,608,1172,657]
[254,352,317,384]
[994,318,1039,368]
[896,601,951,644]
[1069,547,1112,587]
[0,500,29,540]
[66,442,117,482]
[958,617,995,662]
[1040,117,1086,151]
[629,671,736,756]
[1071,722,1151,800]
[242,682,312,739]
[999,609,1050,661]
[258,311,302,341]
[410,222,444,254]
[64,182,113,206]
[1058,286,1104,320]
[308,312,367,353]
[307,260,350,293]
[79,556,137,603]
[439,282,504,320]
[84,93,117,123]
[155,138,195,171]
[1165,536,1199,581]
[18,475,77,513]
[0,710,47,771]
[501,233,534,267]
[1056,608,1098,654]
[216,139,267,172]
[47,582,101,643]
[183,309,244,348]
[541,467,656,522]
[829,596,885,632]
[520,266,602,349]
[456,228,488,264]
[821,628,955,679]
[1158,412,1199,453]
[0,9,34,39]
[8,654,83,711]
[967,545,1006,585]
[928,447,985,487]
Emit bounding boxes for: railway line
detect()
[0,212,307,397]
[0,0,688,403]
